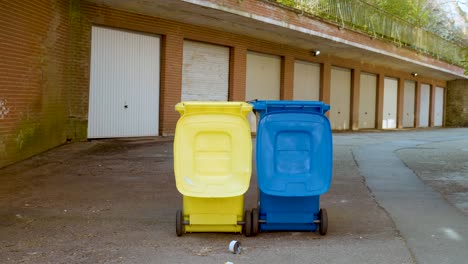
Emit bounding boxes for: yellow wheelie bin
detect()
[173,102,253,236]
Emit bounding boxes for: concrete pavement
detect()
[1,129,467,263]
[353,138,468,264]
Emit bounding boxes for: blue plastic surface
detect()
[259,191,320,231]
[251,100,333,197]
[250,100,332,232]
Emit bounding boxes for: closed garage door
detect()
[419,84,430,127]
[88,26,160,138]
[383,77,398,129]
[403,80,416,128]
[434,87,444,126]
[330,67,351,130]
[182,40,229,101]
[246,52,281,132]
[293,60,320,100]
[359,72,377,129]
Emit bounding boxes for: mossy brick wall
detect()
[66,0,89,141]
[446,80,468,127]
[0,0,70,168]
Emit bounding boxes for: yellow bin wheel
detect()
[252,208,259,236]
[176,209,184,236]
[244,210,252,237]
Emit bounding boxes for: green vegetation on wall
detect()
[271,0,467,74]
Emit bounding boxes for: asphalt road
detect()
[1,128,467,263]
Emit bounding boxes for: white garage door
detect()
[246,51,281,132]
[330,67,351,130]
[434,87,444,127]
[88,26,160,138]
[419,84,430,127]
[182,40,229,101]
[403,80,416,128]
[293,60,320,100]
[383,77,398,129]
[359,72,377,129]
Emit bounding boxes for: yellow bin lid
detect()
[174,102,252,197]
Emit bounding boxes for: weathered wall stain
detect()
[0,0,71,168]
[446,79,468,127]
[0,99,10,119]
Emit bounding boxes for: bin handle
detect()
[248,100,330,114]
[175,102,252,116]
[175,103,185,115]
[241,103,253,116]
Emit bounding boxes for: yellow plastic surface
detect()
[183,195,244,233]
[174,102,253,198]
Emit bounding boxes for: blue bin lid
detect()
[249,100,330,117]
[252,100,333,197]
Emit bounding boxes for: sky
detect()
[435,0,468,34]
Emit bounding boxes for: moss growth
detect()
[446,80,468,127]
[67,119,88,141]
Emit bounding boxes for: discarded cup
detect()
[228,240,241,254]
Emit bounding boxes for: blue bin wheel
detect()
[244,210,252,237]
[176,209,184,237]
[252,208,259,236]
[319,208,328,236]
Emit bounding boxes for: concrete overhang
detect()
[85,0,467,81]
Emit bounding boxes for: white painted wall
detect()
[246,51,281,132]
[330,67,351,130]
[434,87,444,126]
[403,80,415,128]
[359,72,377,129]
[293,60,320,100]
[182,40,229,101]
[88,26,160,138]
[419,84,430,127]
[383,77,398,129]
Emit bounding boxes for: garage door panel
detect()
[246,52,281,132]
[330,67,351,130]
[434,87,444,127]
[182,40,229,101]
[293,60,320,100]
[403,80,415,128]
[383,77,398,129]
[419,84,430,127]
[359,72,377,129]
[88,26,160,138]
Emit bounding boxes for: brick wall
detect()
[0,0,70,168]
[446,80,468,127]
[72,2,447,137]
[0,0,455,167]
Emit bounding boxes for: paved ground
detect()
[350,130,468,264]
[0,128,467,263]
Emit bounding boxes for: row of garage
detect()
[87,26,444,138]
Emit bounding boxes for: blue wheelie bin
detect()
[249,100,332,235]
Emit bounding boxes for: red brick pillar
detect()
[281,55,294,100]
[320,62,331,117]
[376,73,385,129]
[160,33,183,136]
[397,78,405,128]
[229,45,247,101]
[414,81,421,127]
[429,84,436,127]
[320,62,331,103]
